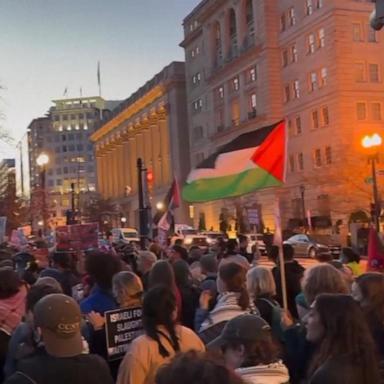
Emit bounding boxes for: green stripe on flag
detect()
[182,167,282,203]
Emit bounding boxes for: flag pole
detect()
[97,61,101,98]
[274,199,288,311]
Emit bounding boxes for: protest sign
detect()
[56,223,98,251]
[104,306,143,361]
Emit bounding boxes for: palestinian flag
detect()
[182,121,286,203]
[157,178,180,232]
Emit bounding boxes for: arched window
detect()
[229,8,237,37]
[246,0,254,25]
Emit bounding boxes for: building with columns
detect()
[181,0,384,239]
[91,61,191,228]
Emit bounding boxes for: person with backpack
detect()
[246,266,284,341]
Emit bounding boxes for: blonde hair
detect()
[112,271,143,307]
[246,266,276,298]
[302,264,349,305]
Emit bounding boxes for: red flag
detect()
[157,178,180,232]
[367,226,384,272]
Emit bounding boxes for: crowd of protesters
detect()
[0,232,383,384]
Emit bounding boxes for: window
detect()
[192,99,203,112]
[249,93,257,111]
[295,116,302,135]
[312,110,319,129]
[354,62,365,82]
[308,34,316,53]
[320,67,328,87]
[249,66,257,82]
[353,23,363,42]
[321,106,329,126]
[356,102,367,120]
[372,103,382,120]
[316,0,323,9]
[62,145,67,152]
[48,180,54,187]
[79,113,84,119]
[310,72,318,91]
[280,13,286,31]
[63,167,68,174]
[76,144,84,151]
[289,155,295,172]
[56,168,62,175]
[293,80,300,98]
[193,126,204,140]
[306,0,313,16]
[298,153,304,171]
[192,72,201,85]
[314,149,322,167]
[289,7,296,26]
[68,134,74,141]
[56,179,62,186]
[86,112,92,119]
[55,146,61,153]
[318,28,325,48]
[218,86,224,99]
[368,26,377,43]
[282,50,289,67]
[284,85,290,102]
[62,134,66,141]
[325,146,332,165]
[62,115,68,121]
[232,77,239,91]
[288,119,293,136]
[369,64,380,82]
[196,46,200,55]
[70,114,76,120]
[291,44,298,63]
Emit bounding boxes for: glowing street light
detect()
[156,202,164,211]
[36,153,49,167]
[361,133,382,232]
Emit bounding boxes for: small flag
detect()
[367,226,384,272]
[157,178,180,232]
[182,121,286,202]
[63,87,68,97]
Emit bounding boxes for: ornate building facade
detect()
[91,62,191,227]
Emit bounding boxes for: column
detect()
[143,128,152,172]
[111,148,120,198]
[239,73,246,122]
[159,115,171,187]
[116,143,124,198]
[219,14,230,60]
[235,1,247,49]
[122,140,131,192]
[129,137,137,193]
[151,120,161,188]
[96,154,104,196]
[136,133,144,164]
[104,151,112,198]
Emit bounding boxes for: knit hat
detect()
[34,294,82,357]
[208,314,271,350]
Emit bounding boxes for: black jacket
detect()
[4,351,114,384]
[272,260,305,319]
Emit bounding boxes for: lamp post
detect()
[36,153,49,235]
[299,185,306,225]
[362,133,382,232]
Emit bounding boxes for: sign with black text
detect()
[104,306,143,361]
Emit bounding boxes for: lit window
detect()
[249,66,257,82]
[291,44,298,62]
[316,0,323,9]
[196,46,200,55]
[318,28,325,48]
[320,67,328,86]
[312,110,319,129]
[369,64,380,82]
[250,93,257,110]
[192,72,201,85]
[314,149,322,167]
[298,153,304,171]
[293,80,300,98]
[325,146,332,165]
[310,72,318,91]
[306,0,313,16]
[372,103,382,120]
[308,34,316,53]
[352,23,363,42]
[289,7,296,26]
[232,77,239,91]
[356,102,367,120]
[321,106,329,126]
[295,116,302,135]
[218,86,224,99]
[354,62,365,82]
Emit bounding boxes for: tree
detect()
[82,195,117,232]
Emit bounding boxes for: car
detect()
[184,235,210,251]
[111,227,140,244]
[201,231,225,245]
[244,233,267,255]
[284,234,341,258]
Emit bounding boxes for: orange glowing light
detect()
[361,133,382,149]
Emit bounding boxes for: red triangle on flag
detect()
[250,121,286,182]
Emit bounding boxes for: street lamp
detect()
[121,216,127,227]
[36,153,49,235]
[362,133,382,232]
[156,202,164,211]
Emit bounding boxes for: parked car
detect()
[284,234,341,258]
[201,231,225,245]
[244,233,267,255]
[184,234,210,251]
[111,227,140,244]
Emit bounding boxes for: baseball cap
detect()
[207,314,271,350]
[34,293,83,357]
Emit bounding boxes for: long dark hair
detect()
[148,260,176,291]
[355,272,384,329]
[219,263,249,310]
[142,285,180,358]
[173,260,193,289]
[308,294,380,383]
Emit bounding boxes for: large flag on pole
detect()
[367,226,384,272]
[182,121,286,202]
[157,178,180,232]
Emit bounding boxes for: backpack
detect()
[258,298,285,343]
